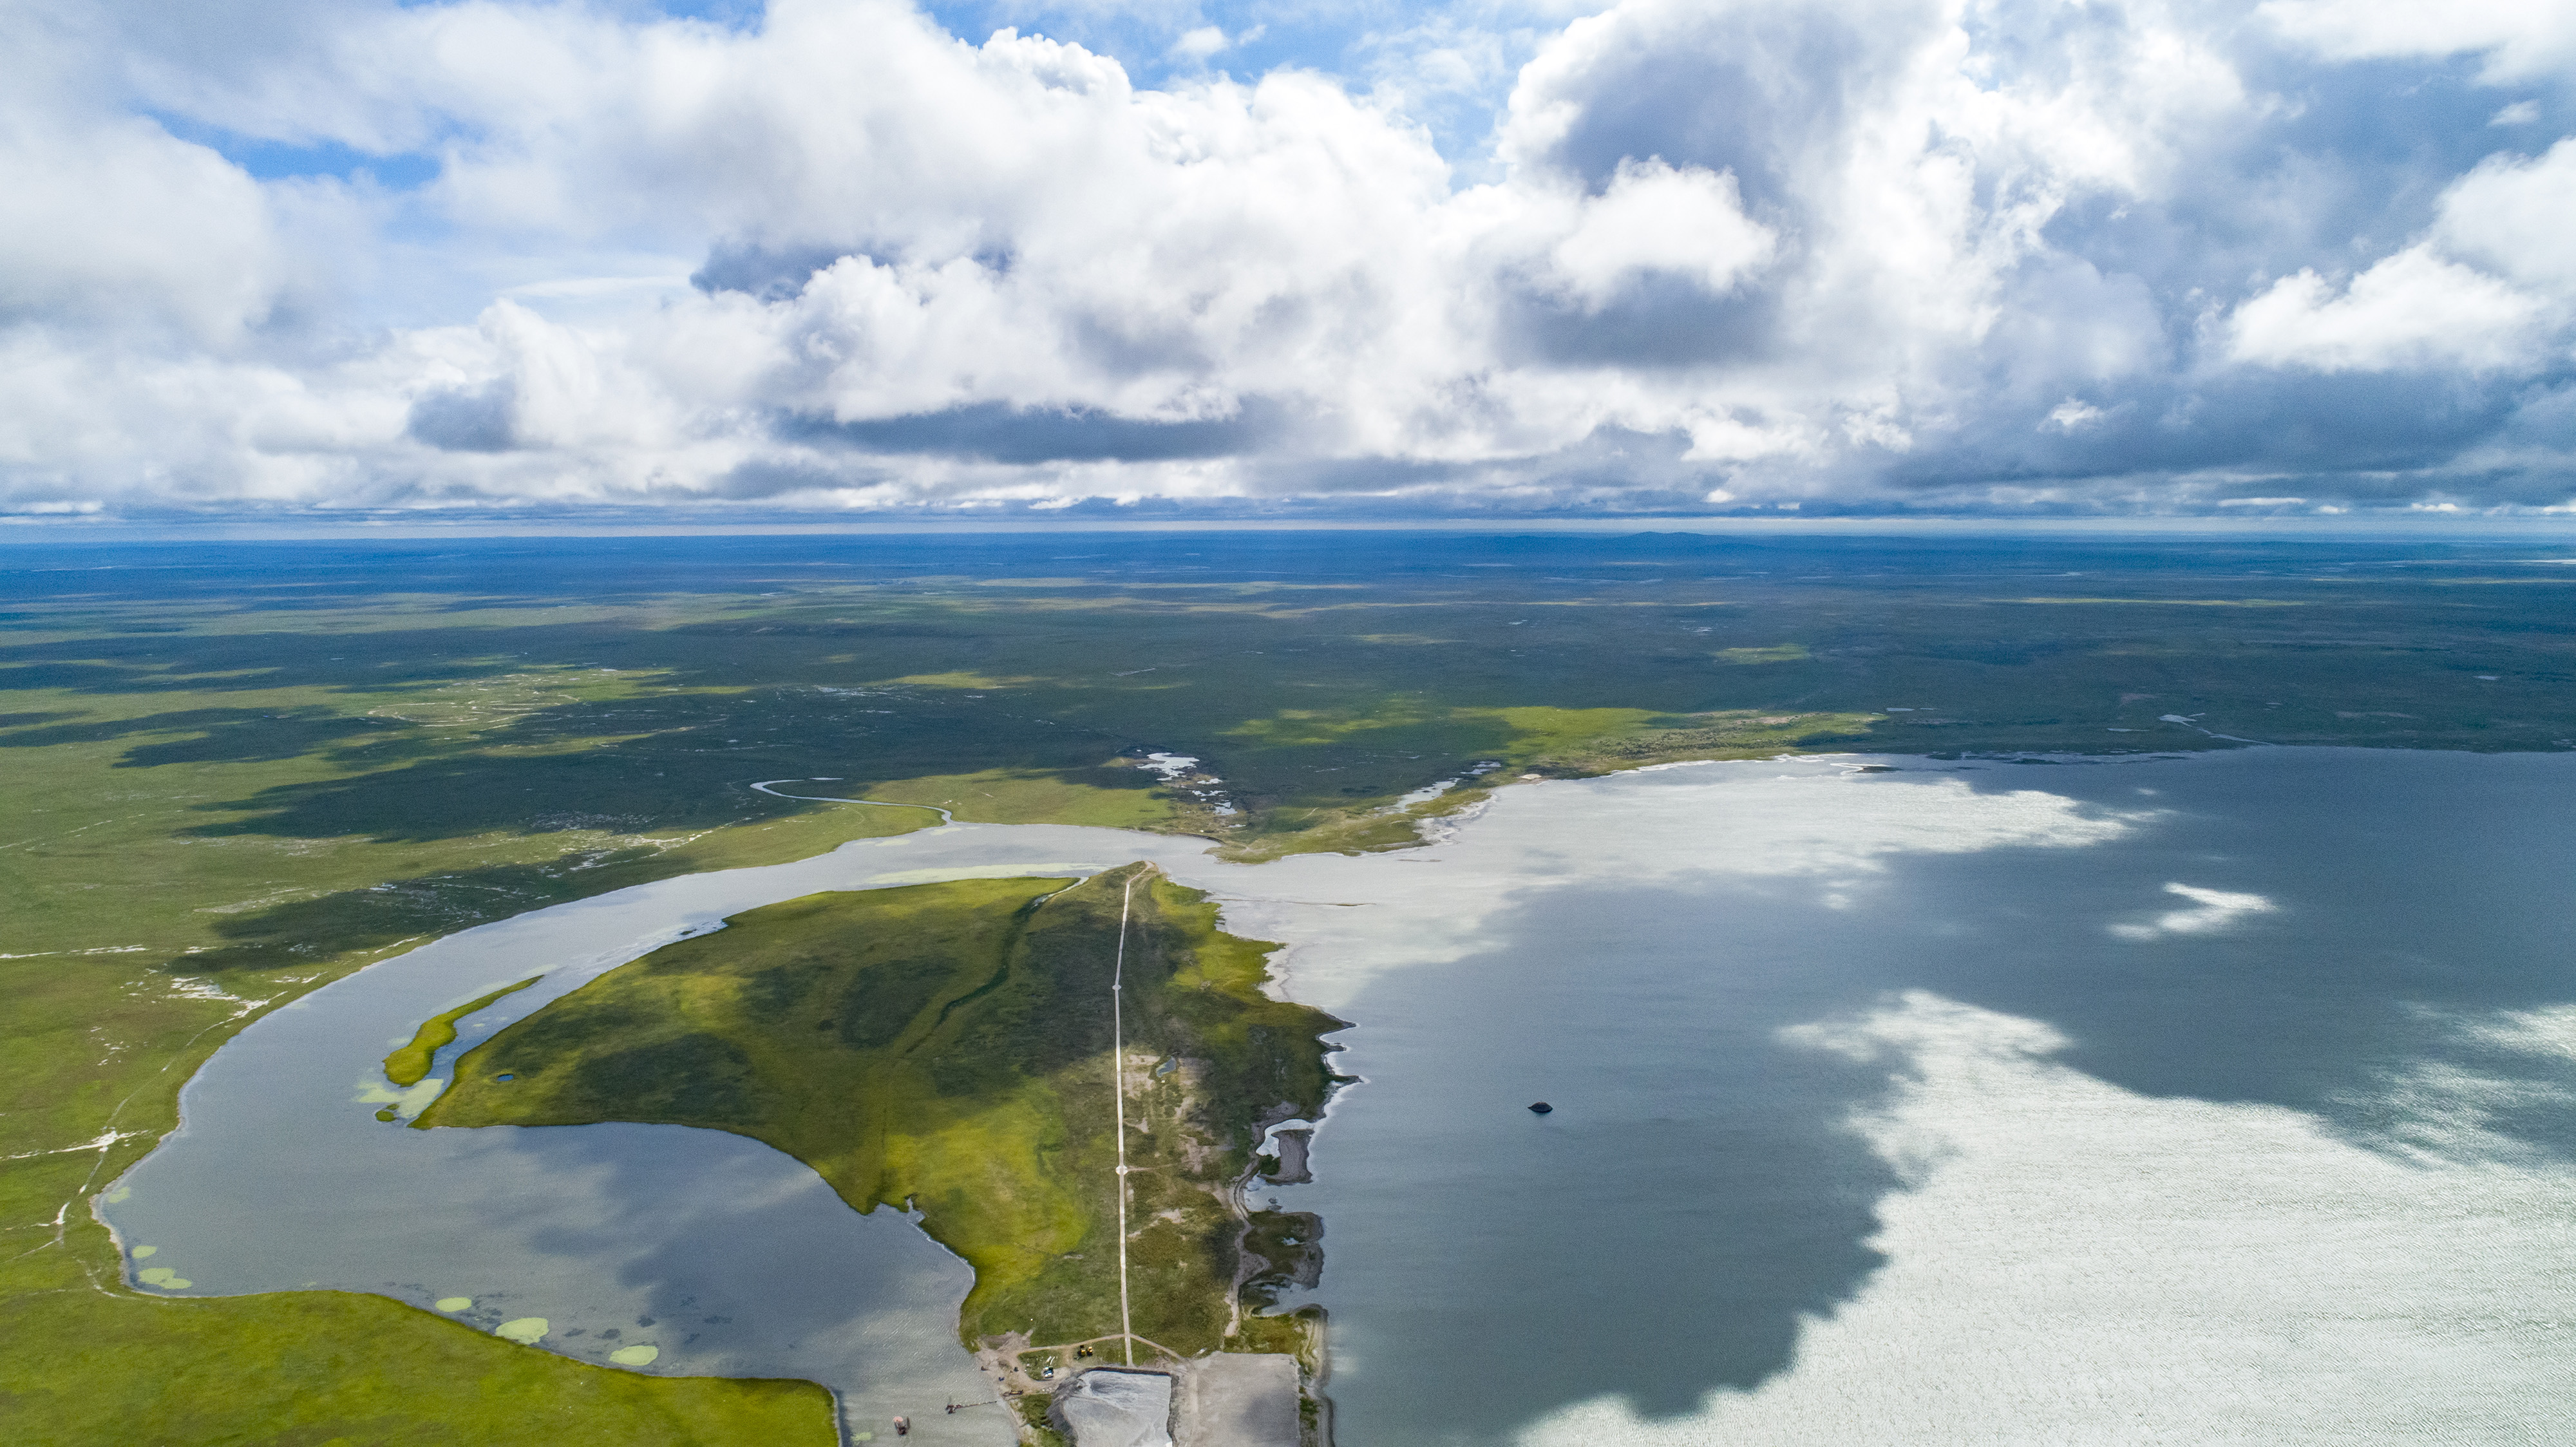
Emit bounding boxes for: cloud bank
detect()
[2,0,2571,519]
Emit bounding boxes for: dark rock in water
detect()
[1528,1101,1553,1114]
[1262,1128,1315,1184]
[1242,1209,1325,1298]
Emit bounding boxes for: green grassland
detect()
[1,665,922,1442]
[426,865,1345,1360]
[8,531,2576,1441]
[1,1287,834,1446]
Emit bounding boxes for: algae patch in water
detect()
[497,1317,549,1344]
[435,1296,472,1312]
[609,1344,661,1366]
[383,976,543,1087]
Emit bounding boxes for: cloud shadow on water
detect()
[1310,874,1920,1439]
[1904,749,2576,1162]
[1313,750,2576,1440]
[460,1121,982,1404]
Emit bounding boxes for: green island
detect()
[13,532,2576,1441]
[422,864,1345,1439]
[384,976,542,1087]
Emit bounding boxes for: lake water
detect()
[99,826,1228,1446]
[104,750,2576,1442]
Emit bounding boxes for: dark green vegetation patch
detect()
[428,867,1347,1354]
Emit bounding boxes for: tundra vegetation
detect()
[383,975,540,1087]
[426,865,1343,1362]
[9,531,2576,1440]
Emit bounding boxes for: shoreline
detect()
[95,744,2536,1446]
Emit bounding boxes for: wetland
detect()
[16,530,2576,1442]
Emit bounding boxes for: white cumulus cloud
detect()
[1,0,2571,518]
[2228,246,2548,374]
[2260,0,2576,82]
[1544,158,1776,312]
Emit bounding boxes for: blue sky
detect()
[3,0,2571,522]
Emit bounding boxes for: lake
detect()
[105,749,2576,1442]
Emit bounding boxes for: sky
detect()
[3,0,2571,523]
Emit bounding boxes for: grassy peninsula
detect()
[425,865,1345,1376]
[385,976,541,1086]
